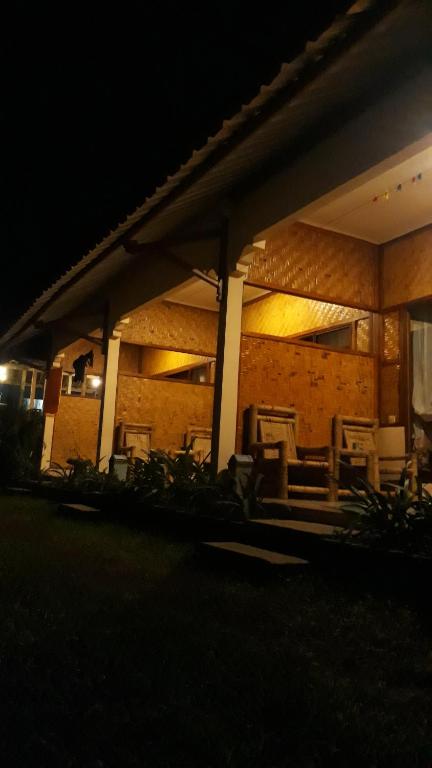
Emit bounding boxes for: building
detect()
[1,0,432,495]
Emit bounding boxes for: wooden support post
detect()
[279,441,289,500]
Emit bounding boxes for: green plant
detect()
[45,458,125,495]
[0,405,43,485]
[342,472,432,554]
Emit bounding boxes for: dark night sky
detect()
[0,1,351,332]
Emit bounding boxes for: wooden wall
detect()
[237,334,376,449]
[247,221,379,310]
[121,300,218,355]
[382,225,432,308]
[51,396,100,466]
[116,375,213,453]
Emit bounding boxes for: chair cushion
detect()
[125,431,150,460]
[259,419,297,460]
[343,428,375,467]
[192,436,211,463]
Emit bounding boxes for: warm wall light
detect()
[0,366,7,383]
[89,376,102,389]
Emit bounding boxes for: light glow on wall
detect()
[0,366,7,383]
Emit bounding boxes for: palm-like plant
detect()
[342,471,432,553]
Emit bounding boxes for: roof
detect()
[0,0,425,352]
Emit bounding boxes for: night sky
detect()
[1,1,351,332]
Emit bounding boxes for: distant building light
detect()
[90,376,102,389]
[0,366,7,383]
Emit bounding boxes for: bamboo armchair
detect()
[333,415,417,496]
[185,426,212,464]
[115,421,152,462]
[246,405,335,501]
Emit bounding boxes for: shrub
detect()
[0,405,43,485]
[342,472,432,555]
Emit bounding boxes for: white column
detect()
[40,355,63,471]
[97,332,121,472]
[40,415,56,471]
[212,273,245,473]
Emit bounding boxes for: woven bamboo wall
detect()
[140,349,212,377]
[237,335,376,449]
[382,226,432,308]
[379,310,401,425]
[51,396,100,466]
[380,364,400,424]
[116,375,213,453]
[247,222,379,309]
[60,339,104,374]
[119,342,142,374]
[121,301,218,355]
[357,317,371,353]
[383,312,400,361]
[242,292,367,337]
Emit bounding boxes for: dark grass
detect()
[0,495,431,767]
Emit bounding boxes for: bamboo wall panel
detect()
[121,300,218,355]
[51,396,100,466]
[60,338,104,374]
[242,292,366,337]
[356,317,371,353]
[116,375,213,453]
[119,342,142,374]
[383,312,400,362]
[237,335,376,449]
[382,226,432,308]
[380,364,400,424]
[247,222,379,309]
[140,349,212,377]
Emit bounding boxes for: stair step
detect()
[252,519,345,536]
[262,498,350,528]
[5,487,31,495]
[58,503,101,515]
[201,541,309,566]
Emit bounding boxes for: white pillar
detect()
[41,415,56,471]
[212,273,245,473]
[97,332,120,472]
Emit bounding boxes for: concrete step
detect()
[5,487,31,495]
[262,498,351,528]
[253,518,345,537]
[201,540,309,568]
[58,502,101,517]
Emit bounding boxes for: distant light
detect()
[90,376,102,389]
[0,366,7,383]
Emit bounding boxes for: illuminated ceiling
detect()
[165,278,268,312]
[300,143,432,244]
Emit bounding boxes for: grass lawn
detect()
[0,495,431,767]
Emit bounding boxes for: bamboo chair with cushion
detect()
[246,404,335,501]
[333,415,417,496]
[116,421,152,462]
[185,426,212,464]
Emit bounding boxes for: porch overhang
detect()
[2,0,432,359]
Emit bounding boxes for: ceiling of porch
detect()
[164,278,269,312]
[300,142,432,244]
